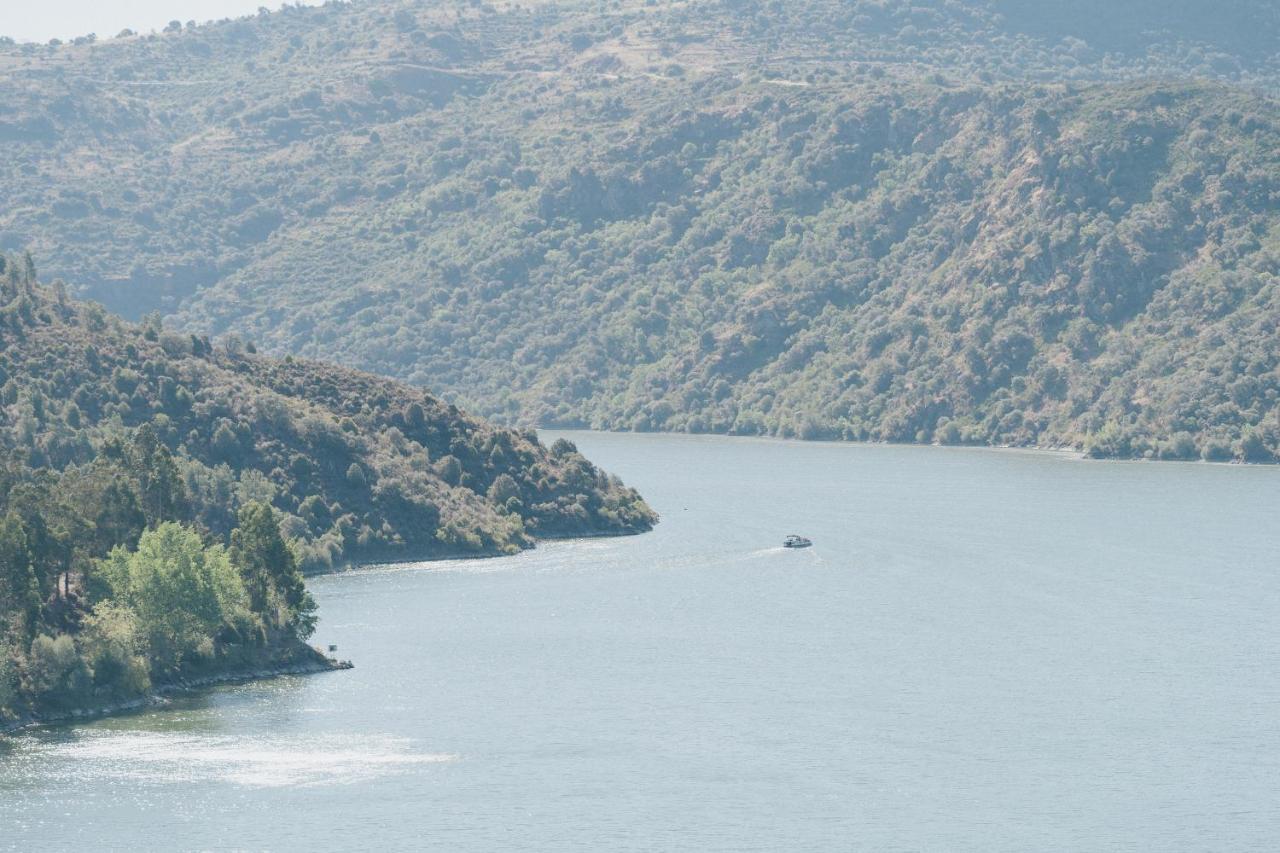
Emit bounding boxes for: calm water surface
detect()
[3,432,1279,851]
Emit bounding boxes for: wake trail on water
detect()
[654,545,831,575]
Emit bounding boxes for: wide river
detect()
[3,432,1279,850]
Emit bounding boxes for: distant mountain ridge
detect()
[0,0,1276,461]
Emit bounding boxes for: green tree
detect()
[405,401,425,429]
[1238,428,1273,463]
[211,421,240,460]
[487,473,521,506]
[93,479,146,556]
[345,462,367,488]
[0,478,69,596]
[0,513,41,640]
[230,502,316,639]
[132,427,187,525]
[99,523,249,672]
[0,642,18,713]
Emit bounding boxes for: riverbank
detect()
[544,427,1279,467]
[1,644,351,737]
[303,524,655,577]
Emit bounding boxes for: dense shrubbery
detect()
[0,0,1276,460]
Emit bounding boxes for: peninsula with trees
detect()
[0,254,655,728]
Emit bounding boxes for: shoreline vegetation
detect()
[1,642,350,736]
[1,256,656,733]
[548,427,1276,467]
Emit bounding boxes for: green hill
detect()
[0,0,1276,460]
[0,257,655,569]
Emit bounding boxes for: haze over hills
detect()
[1,0,1277,460]
[2,0,308,45]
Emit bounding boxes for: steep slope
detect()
[0,0,1276,460]
[0,256,655,572]
[179,79,1278,461]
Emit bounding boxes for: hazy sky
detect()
[4,1,318,43]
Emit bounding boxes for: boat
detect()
[783,535,812,549]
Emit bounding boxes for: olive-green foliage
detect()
[0,1,1274,461]
[0,512,40,640]
[24,633,90,705]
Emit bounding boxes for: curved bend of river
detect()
[3,432,1279,851]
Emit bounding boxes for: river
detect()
[3,432,1279,850]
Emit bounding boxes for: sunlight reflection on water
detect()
[16,731,456,789]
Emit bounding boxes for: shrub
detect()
[81,602,152,696]
[25,634,91,703]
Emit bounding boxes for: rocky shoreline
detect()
[1,646,352,736]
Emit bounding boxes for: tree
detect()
[211,421,240,460]
[230,502,316,638]
[25,633,90,702]
[550,438,578,458]
[132,427,187,525]
[345,462,367,488]
[0,513,41,640]
[1238,428,1273,463]
[99,523,249,672]
[436,454,463,485]
[20,251,36,288]
[3,482,68,599]
[487,473,521,506]
[0,642,18,712]
[81,601,151,696]
[93,479,146,556]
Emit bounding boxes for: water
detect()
[3,432,1279,851]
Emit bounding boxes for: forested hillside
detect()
[0,255,654,569]
[1,0,1277,460]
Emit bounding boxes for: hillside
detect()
[0,0,1277,460]
[0,256,655,570]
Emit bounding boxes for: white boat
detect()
[783,535,812,549]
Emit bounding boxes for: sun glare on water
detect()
[21,731,456,789]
